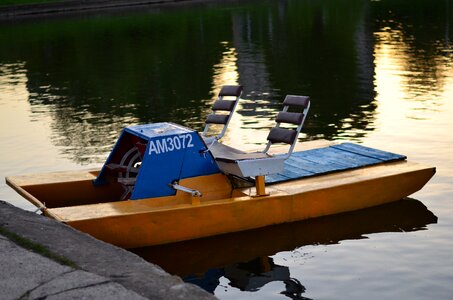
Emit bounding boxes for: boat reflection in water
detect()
[132,198,437,297]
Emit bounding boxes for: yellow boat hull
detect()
[6,158,435,249]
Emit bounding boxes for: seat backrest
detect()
[263,95,310,158]
[202,85,243,141]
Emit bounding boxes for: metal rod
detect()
[169,181,202,197]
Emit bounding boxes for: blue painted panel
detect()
[94,122,220,200]
[281,162,315,177]
[180,133,220,179]
[283,160,313,177]
[131,139,186,199]
[273,169,296,180]
[267,157,314,183]
[266,143,406,184]
[286,155,344,173]
[332,143,406,161]
[293,147,381,167]
[266,173,290,183]
[131,129,220,199]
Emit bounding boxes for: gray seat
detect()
[211,95,310,195]
[201,85,243,144]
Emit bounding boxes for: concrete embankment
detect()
[0,200,216,300]
[0,0,194,18]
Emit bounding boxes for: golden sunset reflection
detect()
[368,24,453,167]
[373,27,448,113]
[211,42,239,95]
[0,63,54,163]
[209,42,272,150]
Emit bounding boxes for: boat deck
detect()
[267,143,406,183]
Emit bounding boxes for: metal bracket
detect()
[33,203,47,214]
[169,181,202,197]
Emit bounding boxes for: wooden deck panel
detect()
[267,143,406,184]
[332,143,407,161]
[6,169,99,187]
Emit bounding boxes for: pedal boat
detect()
[6,87,435,249]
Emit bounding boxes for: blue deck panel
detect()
[277,165,310,180]
[282,162,316,177]
[293,147,382,167]
[286,155,344,173]
[331,143,407,161]
[266,143,406,184]
[266,173,290,182]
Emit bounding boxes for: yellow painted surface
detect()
[5,139,435,248]
[39,161,434,248]
[6,169,98,187]
[6,168,118,208]
[254,175,269,197]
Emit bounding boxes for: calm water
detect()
[1,0,452,299]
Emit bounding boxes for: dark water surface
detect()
[1,0,452,299]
